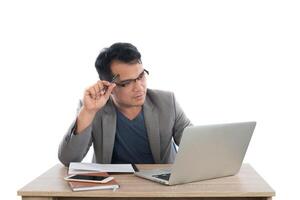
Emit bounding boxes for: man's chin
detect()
[132,99,145,106]
[132,94,145,103]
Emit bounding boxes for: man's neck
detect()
[117,106,142,120]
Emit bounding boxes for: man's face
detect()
[110,61,147,108]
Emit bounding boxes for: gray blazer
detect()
[58,89,191,166]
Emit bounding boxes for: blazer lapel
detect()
[102,99,117,163]
[101,96,161,164]
[143,96,161,163]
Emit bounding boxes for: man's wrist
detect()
[75,107,98,134]
[81,106,98,117]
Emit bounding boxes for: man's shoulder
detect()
[147,89,174,99]
[146,89,175,108]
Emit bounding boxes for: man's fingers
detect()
[85,81,115,100]
[90,81,105,98]
[104,83,116,98]
[97,81,107,92]
[101,80,111,85]
[98,81,112,95]
[92,86,99,99]
[85,87,96,99]
[98,81,115,94]
[96,82,102,93]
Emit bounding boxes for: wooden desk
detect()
[18,164,275,200]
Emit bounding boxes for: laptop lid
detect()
[167,121,256,185]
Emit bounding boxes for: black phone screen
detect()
[70,174,107,181]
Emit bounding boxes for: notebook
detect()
[66,172,119,191]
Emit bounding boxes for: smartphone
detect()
[64,174,114,183]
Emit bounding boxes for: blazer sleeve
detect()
[172,94,192,145]
[58,100,93,166]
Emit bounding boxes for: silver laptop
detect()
[135,121,256,185]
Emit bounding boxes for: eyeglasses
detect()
[112,69,149,88]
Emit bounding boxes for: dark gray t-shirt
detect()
[111,109,155,164]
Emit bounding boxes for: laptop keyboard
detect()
[153,173,171,181]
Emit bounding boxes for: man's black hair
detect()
[95,42,142,81]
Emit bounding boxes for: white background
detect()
[0,0,299,199]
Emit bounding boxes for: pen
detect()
[103,74,119,93]
[111,74,119,83]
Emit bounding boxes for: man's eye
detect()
[137,73,145,80]
[120,81,131,87]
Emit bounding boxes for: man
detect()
[58,43,191,166]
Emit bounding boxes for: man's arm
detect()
[172,94,192,145]
[58,80,116,166]
[58,100,93,166]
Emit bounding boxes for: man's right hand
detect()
[83,80,116,113]
[75,81,116,134]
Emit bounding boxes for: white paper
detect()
[68,162,135,175]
